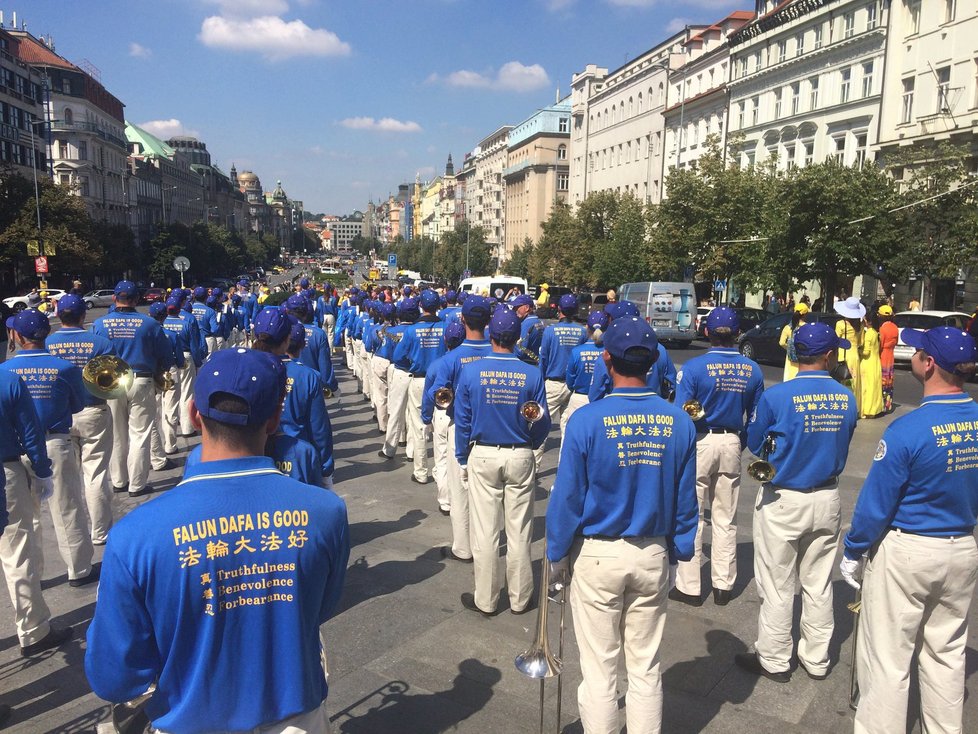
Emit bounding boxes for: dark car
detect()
[738,311,843,365]
[697,306,768,339]
[534,286,575,319]
[141,288,165,304]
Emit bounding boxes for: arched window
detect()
[557,144,567,160]
[596,112,601,129]
[637,93,643,114]
[629,97,633,116]
[658,82,664,105]
[63,108,74,125]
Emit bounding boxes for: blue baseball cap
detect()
[194,348,286,426]
[446,290,458,304]
[605,301,640,320]
[193,286,207,299]
[253,306,291,343]
[211,288,224,298]
[402,286,414,297]
[380,302,396,318]
[587,311,610,331]
[287,315,306,348]
[420,289,440,311]
[299,277,310,288]
[510,294,534,310]
[604,316,658,364]
[706,306,739,332]
[148,302,167,319]
[114,280,137,298]
[6,308,50,340]
[457,291,468,304]
[489,308,521,340]
[794,322,850,356]
[237,280,250,288]
[57,294,86,316]
[445,320,466,348]
[397,297,420,316]
[285,294,310,314]
[902,326,977,375]
[461,295,490,321]
[558,294,578,313]
[165,296,182,312]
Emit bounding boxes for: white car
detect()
[3,289,67,313]
[892,310,971,362]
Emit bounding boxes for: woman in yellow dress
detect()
[833,296,866,415]
[858,315,884,418]
[779,302,810,381]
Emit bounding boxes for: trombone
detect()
[434,386,454,409]
[521,400,543,424]
[82,354,133,400]
[748,433,777,482]
[515,554,567,734]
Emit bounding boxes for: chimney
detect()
[11,11,16,29]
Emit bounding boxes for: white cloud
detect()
[431,61,550,93]
[129,42,152,58]
[545,0,576,9]
[199,15,351,61]
[339,117,422,133]
[205,0,290,17]
[665,17,690,33]
[138,119,200,139]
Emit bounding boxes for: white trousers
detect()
[70,404,113,543]
[343,334,355,369]
[431,409,451,509]
[407,377,429,482]
[150,387,175,470]
[382,369,411,457]
[752,484,840,675]
[370,356,391,432]
[108,377,156,493]
[562,392,589,435]
[571,536,668,734]
[205,336,218,356]
[351,339,363,381]
[323,314,336,352]
[854,529,978,734]
[156,701,332,734]
[467,444,535,612]
[447,421,471,559]
[676,432,741,596]
[358,342,372,398]
[0,461,52,646]
[545,379,571,437]
[38,435,94,581]
[178,353,197,435]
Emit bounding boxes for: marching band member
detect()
[2,309,95,587]
[511,294,544,365]
[670,307,764,607]
[148,302,182,470]
[318,285,338,353]
[190,286,219,355]
[164,293,206,437]
[93,280,175,498]
[842,327,978,734]
[440,290,462,325]
[379,298,419,462]
[46,295,117,544]
[538,293,587,441]
[454,308,550,615]
[368,303,397,435]
[421,320,467,515]
[354,298,375,402]
[737,322,857,682]
[285,295,338,398]
[563,311,607,431]
[546,315,697,734]
[393,290,447,485]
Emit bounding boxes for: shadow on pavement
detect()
[350,509,427,549]
[332,659,501,734]
[337,547,446,614]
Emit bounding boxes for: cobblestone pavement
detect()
[1,345,976,733]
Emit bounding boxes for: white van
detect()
[459,275,529,300]
[619,281,697,346]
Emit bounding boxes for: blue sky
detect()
[21,0,744,214]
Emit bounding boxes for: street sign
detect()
[388,253,397,270]
[683,266,695,281]
[462,269,472,280]
[173,256,191,272]
[43,242,56,256]
[26,239,40,256]
[714,279,727,292]
[34,256,48,274]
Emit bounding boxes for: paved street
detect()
[2,322,978,732]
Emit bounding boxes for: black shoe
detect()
[378,429,386,436]
[713,588,732,606]
[111,484,128,494]
[410,475,430,484]
[798,660,829,680]
[68,564,100,588]
[152,460,171,471]
[20,625,72,657]
[668,587,703,607]
[377,450,393,460]
[734,652,791,683]
[511,601,534,616]
[398,440,407,447]
[460,592,499,617]
[128,486,152,498]
[441,547,473,563]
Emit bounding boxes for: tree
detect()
[501,237,532,279]
[577,191,651,289]
[532,200,582,286]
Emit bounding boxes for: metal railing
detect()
[49,120,127,150]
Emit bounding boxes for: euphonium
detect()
[434,386,454,409]
[82,354,133,400]
[682,399,706,421]
[521,400,543,424]
[748,434,777,482]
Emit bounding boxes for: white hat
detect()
[834,296,866,319]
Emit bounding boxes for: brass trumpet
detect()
[682,399,706,421]
[434,386,454,409]
[83,354,133,400]
[521,400,543,424]
[748,434,777,482]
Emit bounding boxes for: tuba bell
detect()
[748,434,777,482]
[83,354,133,400]
[521,400,543,424]
[682,399,706,421]
[434,386,454,409]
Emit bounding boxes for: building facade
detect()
[168,137,248,234]
[0,27,46,179]
[461,126,511,262]
[327,212,365,250]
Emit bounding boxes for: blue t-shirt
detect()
[46,326,115,407]
[393,317,446,376]
[281,358,333,478]
[674,347,765,433]
[746,371,857,490]
[191,302,220,338]
[85,456,349,734]
[539,321,588,380]
[0,350,85,433]
[547,387,698,564]
[844,393,978,559]
[0,370,51,478]
[565,342,603,394]
[300,323,338,393]
[92,309,175,374]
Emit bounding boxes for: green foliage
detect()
[501,237,532,279]
[146,224,279,287]
[390,223,493,282]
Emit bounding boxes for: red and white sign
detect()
[34,256,48,274]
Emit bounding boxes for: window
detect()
[62,78,71,94]
[844,12,855,38]
[557,144,567,161]
[738,101,746,128]
[557,174,568,191]
[814,24,823,49]
[810,76,820,109]
[739,57,748,78]
[791,82,801,115]
[777,40,787,63]
[867,3,878,29]
[558,117,569,133]
[830,135,846,163]
[901,77,915,122]
[78,141,87,161]
[79,176,90,197]
[862,61,875,97]
[841,67,852,103]
[804,140,815,166]
[786,142,797,169]
[974,60,978,108]
[754,51,762,71]
[637,93,643,114]
[908,0,921,35]
[796,32,804,57]
[58,140,69,159]
[635,139,641,162]
[855,133,868,168]
[937,66,951,113]
[751,96,760,125]
[774,89,783,118]
[63,108,73,125]
[944,0,956,23]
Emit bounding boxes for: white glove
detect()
[36,475,54,502]
[668,563,678,590]
[549,557,570,591]
[322,475,334,490]
[840,556,863,590]
[459,465,468,484]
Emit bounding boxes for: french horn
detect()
[521,400,543,424]
[682,399,706,421]
[83,354,133,400]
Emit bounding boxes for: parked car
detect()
[83,289,116,309]
[3,289,66,313]
[738,311,843,365]
[582,291,611,316]
[892,310,971,362]
[694,306,714,337]
[696,306,767,339]
[142,288,165,304]
[619,281,697,346]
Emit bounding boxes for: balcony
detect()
[49,120,127,151]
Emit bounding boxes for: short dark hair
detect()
[797,353,825,365]
[60,312,83,327]
[708,328,736,347]
[252,333,287,353]
[494,333,519,349]
[462,313,489,331]
[610,348,656,377]
[200,393,257,444]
